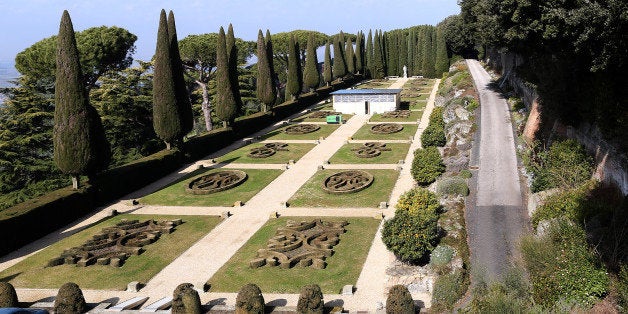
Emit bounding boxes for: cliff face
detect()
[485,48,628,195]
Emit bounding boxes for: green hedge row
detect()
[0,76,361,257]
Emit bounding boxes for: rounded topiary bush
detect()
[296,284,324,314]
[54,282,86,314]
[411,146,445,186]
[382,210,438,264]
[421,124,446,147]
[0,281,18,308]
[436,177,469,196]
[395,187,441,219]
[235,283,265,314]
[171,283,202,314]
[386,285,415,314]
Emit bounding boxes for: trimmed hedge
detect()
[386,285,415,314]
[0,75,361,258]
[411,146,445,186]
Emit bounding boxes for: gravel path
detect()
[465,59,528,281]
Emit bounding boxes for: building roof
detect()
[330,88,402,95]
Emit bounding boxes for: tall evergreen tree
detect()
[355,31,364,74]
[265,29,277,103]
[332,32,347,79]
[323,41,332,86]
[399,32,408,76]
[366,30,374,77]
[407,30,416,76]
[415,28,425,76]
[303,33,320,92]
[345,37,355,74]
[256,30,276,112]
[167,11,193,135]
[215,26,237,126]
[434,28,449,76]
[153,9,182,150]
[387,32,398,76]
[54,10,110,189]
[381,31,388,76]
[422,28,436,78]
[226,24,243,115]
[372,30,385,79]
[285,34,302,101]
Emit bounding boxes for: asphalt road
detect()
[465,59,528,281]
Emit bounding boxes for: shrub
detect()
[437,177,469,197]
[54,282,86,314]
[382,210,438,264]
[235,283,265,314]
[521,219,609,308]
[459,169,472,179]
[468,284,531,314]
[171,283,202,314]
[421,124,446,147]
[531,180,599,227]
[296,284,324,314]
[386,285,414,314]
[431,270,466,312]
[529,139,593,192]
[466,98,479,111]
[0,282,18,307]
[395,188,441,218]
[430,244,455,267]
[615,264,628,310]
[411,146,445,186]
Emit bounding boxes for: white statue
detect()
[403,65,407,78]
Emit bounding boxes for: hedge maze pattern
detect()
[186,170,248,195]
[322,170,374,194]
[370,123,404,134]
[351,142,392,158]
[285,124,321,134]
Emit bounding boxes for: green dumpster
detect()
[326,115,342,124]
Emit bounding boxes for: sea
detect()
[0,61,18,105]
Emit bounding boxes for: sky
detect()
[0,0,460,63]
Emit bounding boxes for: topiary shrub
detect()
[395,188,441,219]
[411,146,445,186]
[437,177,469,197]
[382,210,438,264]
[296,284,324,314]
[171,283,202,314]
[0,282,18,308]
[235,283,265,314]
[386,284,415,314]
[421,123,446,147]
[54,282,86,314]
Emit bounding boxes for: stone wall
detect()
[485,48,628,195]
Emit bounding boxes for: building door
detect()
[364,101,369,114]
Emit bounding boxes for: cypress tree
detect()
[366,30,373,77]
[256,30,276,112]
[381,31,388,76]
[415,28,425,76]
[285,34,302,101]
[346,37,355,74]
[387,32,398,77]
[303,33,320,92]
[265,29,277,104]
[215,26,237,126]
[167,11,193,135]
[435,28,449,75]
[332,32,346,79]
[422,28,435,78]
[226,24,243,115]
[153,9,182,150]
[54,10,110,189]
[399,32,407,76]
[372,30,385,79]
[407,30,416,76]
[355,31,364,74]
[323,41,332,86]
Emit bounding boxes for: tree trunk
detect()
[71,175,79,189]
[222,121,228,128]
[165,141,171,150]
[197,80,213,131]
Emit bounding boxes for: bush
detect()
[521,219,609,308]
[528,139,593,192]
[437,177,469,197]
[0,282,18,307]
[615,264,628,310]
[296,284,324,314]
[531,181,597,227]
[430,244,455,267]
[395,188,441,218]
[386,285,415,314]
[421,124,446,147]
[459,169,472,179]
[382,210,438,264]
[411,146,445,186]
[54,282,86,314]
[171,283,202,314]
[431,270,466,312]
[235,283,265,314]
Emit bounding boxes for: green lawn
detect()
[329,143,410,164]
[288,169,399,208]
[0,214,221,289]
[292,111,353,123]
[410,101,428,111]
[351,123,418,140]
[369,110,423,122]
[216,143,315,164]
[262,124,339,141]
[208,217,381,293]
[141,168,283,206]
[357,79,394,89]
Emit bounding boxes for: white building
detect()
[330,89,402,115]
